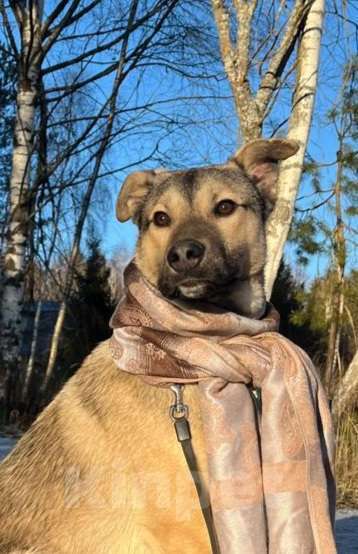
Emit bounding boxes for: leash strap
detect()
[170,385,220,554]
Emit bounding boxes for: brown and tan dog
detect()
[0,138,298,553]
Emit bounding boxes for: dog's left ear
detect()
[233,138,299,214]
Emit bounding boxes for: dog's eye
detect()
[215,199,237,216]
[153,211,171,227]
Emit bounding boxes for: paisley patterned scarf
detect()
[110,262,336,554]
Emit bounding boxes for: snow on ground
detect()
[0,436,16,460]
[0,436,357,552]
[336,510,358,553]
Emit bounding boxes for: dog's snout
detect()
[167,240,205,273]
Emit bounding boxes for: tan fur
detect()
[0,343,211,553]
[136,188,189,286]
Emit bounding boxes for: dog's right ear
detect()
[116,170,157,222]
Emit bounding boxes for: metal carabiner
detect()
[169,384,189,421]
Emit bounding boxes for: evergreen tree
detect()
[289,56,357,267]
[76,236,114,349]
[287,55,357,387]
[57,236,114,386]
[291,270,358,376]
[271,261,325,364]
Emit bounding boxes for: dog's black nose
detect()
[167,240,205,273]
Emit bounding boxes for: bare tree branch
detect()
[42,0,101,39]
[256,0,310,116]
[0,0,19,56]
[41,0,83,58]
[44,0,141,389]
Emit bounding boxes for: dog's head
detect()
[116,138,298,317]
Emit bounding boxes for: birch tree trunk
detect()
[264,0,325,297]
[212,0,309,142]
[0,3,42,388]
[212,0,325,295]
[333,350,358,416]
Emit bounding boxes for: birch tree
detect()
[265,0,325,296]
[211,0,325,295]
[0,1,43,377]
[0,0,96,397]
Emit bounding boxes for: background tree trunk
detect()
[325,149,346,393]
[22,299,43,402]
[0,2,42,399]
[212,0,324,295]
[333,350,358,416]
[264,0,325,297]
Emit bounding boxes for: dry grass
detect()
[335,408,358,507]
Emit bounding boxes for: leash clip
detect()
[169,384,189,421]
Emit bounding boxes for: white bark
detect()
[1,4,42,367]
[43,300,66,391]
[264,0,325,297]
[333,350,358,416]
[22,299,43,402]
[212,0,309,142]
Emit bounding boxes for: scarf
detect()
[110,262,336,554]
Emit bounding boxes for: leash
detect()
[170,384,220,554]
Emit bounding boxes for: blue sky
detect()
[1,1,356,283]
[100,5,357,284]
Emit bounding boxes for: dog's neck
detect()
[210,272,266,319]
[140,266,267,320]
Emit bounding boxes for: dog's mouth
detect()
[177,279,216,299]
[163,275,240,302]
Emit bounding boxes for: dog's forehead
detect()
[148,165,255,206]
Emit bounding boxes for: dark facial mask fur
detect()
[157,217,242,301]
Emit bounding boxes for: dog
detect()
[0,138,298,553]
